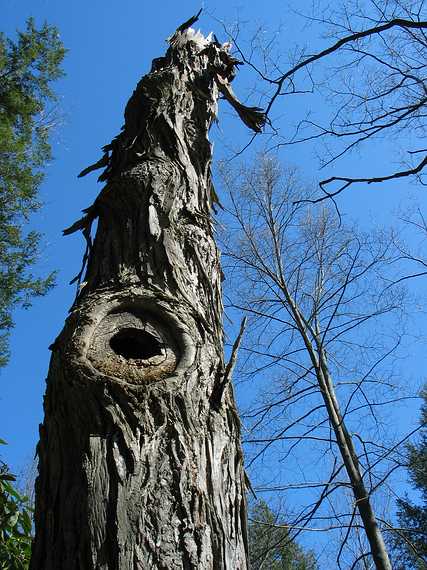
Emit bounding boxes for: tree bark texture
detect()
[31,16,264,570]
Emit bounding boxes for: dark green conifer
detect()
[0,18,66,365]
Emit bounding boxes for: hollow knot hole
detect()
[110,328,163,360]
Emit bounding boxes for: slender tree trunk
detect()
[320,362,392,570]
[280,281,392,569]
[31,15,263,569]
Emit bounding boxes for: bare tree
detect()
[219,155,421,569]
[220,0,426,200]
[30,13,265,570]
[392,206,427,285]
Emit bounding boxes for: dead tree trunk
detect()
[30,13,264,570]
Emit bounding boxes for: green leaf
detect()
[2,481,20,499]
[7,511,19,529]
[0,473,16,482]
[20,510,32,536]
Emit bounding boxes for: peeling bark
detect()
[31,15,264,570]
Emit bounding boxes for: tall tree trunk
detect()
[31,14,264,570]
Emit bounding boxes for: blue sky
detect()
[1,0,426,564]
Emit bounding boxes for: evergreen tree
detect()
[0,18,66,366]
[248,500,318,569]
[393,387,427,569]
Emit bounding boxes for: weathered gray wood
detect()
[31,15,264,570]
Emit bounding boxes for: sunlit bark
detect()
[31,14,264,569]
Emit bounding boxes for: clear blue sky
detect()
[1,0,426,564]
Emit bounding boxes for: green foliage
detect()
[0,18,66,366]
[248,500,318,569]
[0,440,32,570]
[393,387,427,569]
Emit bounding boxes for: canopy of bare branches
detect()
[221,0,426,200]
[218,155,424,568]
